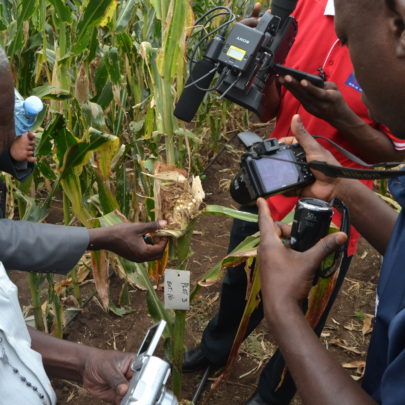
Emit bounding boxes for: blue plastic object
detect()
[14,89,44,137]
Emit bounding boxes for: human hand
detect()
[82,347,135,404]
[257,198,347,320]
[280,76,351,125]
[88,221,168,262]
[278,136,297,145]
[290,114,344,201]
[241,2,263,27]
[10,131,36,162]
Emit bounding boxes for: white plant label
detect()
[164,269,190,310]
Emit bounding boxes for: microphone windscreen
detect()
[174,58,216,122]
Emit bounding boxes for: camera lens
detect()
[290,198,333,252]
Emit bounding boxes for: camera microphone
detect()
[174,58,217,122]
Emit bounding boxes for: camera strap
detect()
[309,135,405,180]
[318,198,350,279]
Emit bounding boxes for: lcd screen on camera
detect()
[227,46,246,61]
[253,150,300,193]
[137,321,166,357]
[138,324,159,355]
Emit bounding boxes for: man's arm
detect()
[29,326,135,403]
[281,78,405,163]
[0,219,89,273]
[257,198,376,405]
[0,219,167,273]
[290,115,397,255]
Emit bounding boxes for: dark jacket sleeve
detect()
[379,308,405,404]
[0,148,34,182]
[0,219,89,274]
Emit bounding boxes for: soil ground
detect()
[11,134,381,405]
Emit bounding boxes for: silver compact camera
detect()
[121,320,178,405]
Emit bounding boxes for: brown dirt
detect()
[11,135,381,405]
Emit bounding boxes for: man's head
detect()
[0,47,16,151]
[334,0,405,138]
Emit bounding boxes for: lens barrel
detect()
[290,198,332,252]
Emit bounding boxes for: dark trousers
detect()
[201,205,352,404]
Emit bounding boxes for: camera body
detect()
[174,10,299,123]
[121,321,177,405]
[230,132,314,205]
[214,13,297,121]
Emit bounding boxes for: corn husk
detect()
[150,162,205,237]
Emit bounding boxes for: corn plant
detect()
[0,0,268,398]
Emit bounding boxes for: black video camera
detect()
[174,1,323,123]
[230,131,314,205]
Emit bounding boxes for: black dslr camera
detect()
[230,131,314,205]
[174,1,323,123]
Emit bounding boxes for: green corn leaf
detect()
[7,0,36,56]
[49,0,73,24]
[193,232,260,295]
[36,160,57,181]
[95,171,119,214]
[94,58,109,96]
[202,205,258,223]
[82,102,107,131]
[149,0,166,21]
[108,300,136,317]
[14,188,49,222]
[116,0,139,32]
[33,0,46,33]
[116,32,133,54]
[105,47,121,84]
[60,173,93,226]
[119,281,129,306]
[59,128,118,179]
[95,82,113,109]
[32,83,72,100]
[72,0,113,55]
[218,258,262,383]
[36,114,66,157]
[0,1,11,26]
[156,0,189,81]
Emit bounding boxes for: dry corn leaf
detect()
[331,318,341,325]
[342,360,366,381]
[54,279,72,295]
[342,360,366,370]
[76,263,91,283]
[351,375,363,381]
[343,320,360,331]
[362,315,374,335]
[329,338,363,355]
